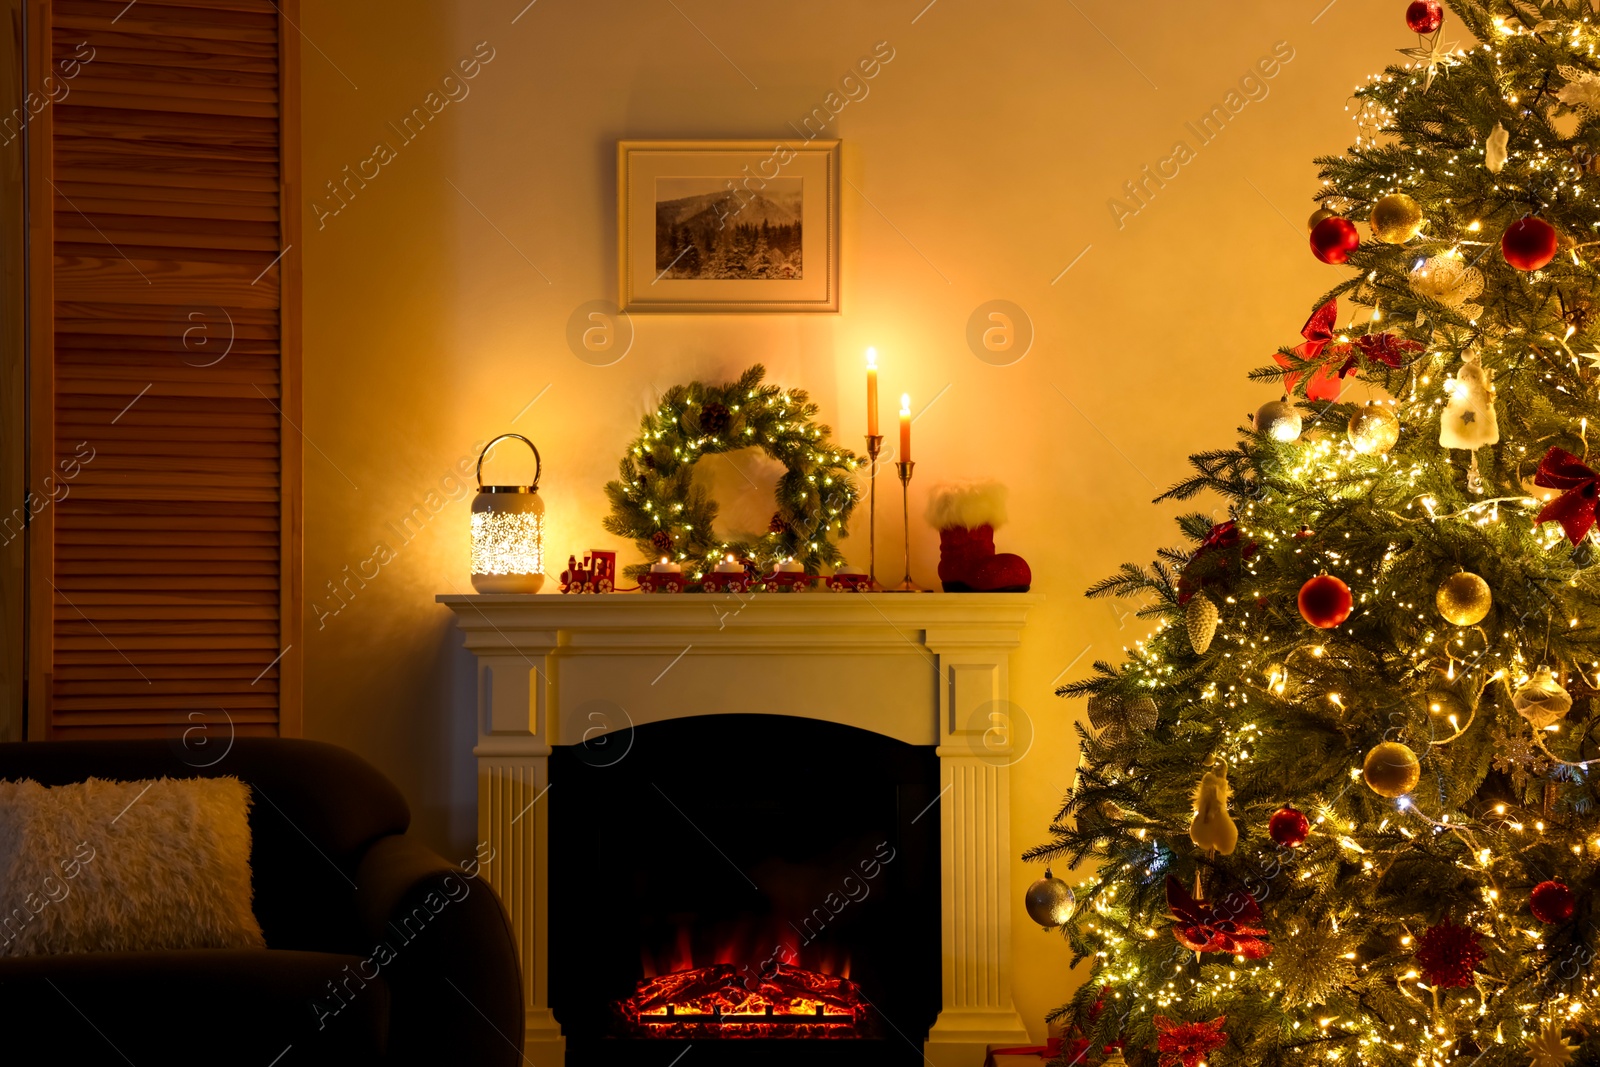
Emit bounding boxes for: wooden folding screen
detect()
[25,0,301,739]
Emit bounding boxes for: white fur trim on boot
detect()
[925,481,1009,531]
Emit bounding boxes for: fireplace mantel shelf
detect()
[437,590,1038,635]
[439,590,1043,1066]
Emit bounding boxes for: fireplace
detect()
[549,714,940,1064]
[440,592,1039,1065]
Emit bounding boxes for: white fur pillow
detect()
[0,776,266,956]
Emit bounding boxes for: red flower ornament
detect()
[1177,521,1258,605]
[1351,330,1424,370]
[1165,875,1273,959]
[1154,1014,1228,1067]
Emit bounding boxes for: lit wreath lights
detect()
[603,364,862,583]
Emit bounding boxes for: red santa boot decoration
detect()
[927,482,1031,592]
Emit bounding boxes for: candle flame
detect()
[866,347,877,369]
[900,394,911,416]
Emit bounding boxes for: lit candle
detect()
[899,394,911,463]
[650,557,681,574]
[866,348,879,437]
[776,557,804,573]
[714,553,743,574]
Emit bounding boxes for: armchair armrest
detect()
[353,835,524,1067]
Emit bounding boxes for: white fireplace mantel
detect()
[439,591,1042,1066]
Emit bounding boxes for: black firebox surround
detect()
[549,713,942,1067]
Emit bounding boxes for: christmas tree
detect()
[1031,5,1600,1067]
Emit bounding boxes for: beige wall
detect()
[301,0,1397,1041]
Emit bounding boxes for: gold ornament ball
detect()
[1436,571,1492,627]
[1024,867,1077,928]
[1347,401,1400,455]
[1363,740,1421,798]
[1308,206,1336,232]
[1256,399,1303,443]
[1370,193,1424,244]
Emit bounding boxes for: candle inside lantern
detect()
[866,348,879,437]
[651,557,682,573]
[714,554,743,573]
[899,394,912,463]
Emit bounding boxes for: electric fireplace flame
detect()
[615,961,874,1039]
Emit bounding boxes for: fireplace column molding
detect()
[439,593,1042,1067]
[473,641,563,1058]
[924,629,1036,1063]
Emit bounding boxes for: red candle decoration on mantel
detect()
[899,394,912,462]
[866,348,879,437]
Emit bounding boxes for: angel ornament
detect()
[1440,354,1500,493]
[1189,759,1238,856]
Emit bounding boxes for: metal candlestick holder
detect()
[865,434,883,588]
[895,460,922,592]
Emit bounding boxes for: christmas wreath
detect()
[603,364,861,582]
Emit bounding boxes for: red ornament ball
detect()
[1405,1,1443,33]
[1531,880,1577,924]
[1298,574,1353,629]
[1414,917,1485,988]
[1268,806,1310,847]
[1310,216,1360,264]
[1502,217,1559,272]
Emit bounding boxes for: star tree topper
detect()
[1398,27,1459,92]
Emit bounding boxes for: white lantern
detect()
[470,434,546,593]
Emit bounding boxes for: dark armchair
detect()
[0,738,523,1067]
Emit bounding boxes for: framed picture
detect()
[617,139,840,313]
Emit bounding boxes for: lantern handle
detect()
[476,434,542,491]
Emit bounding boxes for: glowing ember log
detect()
[616,962,873,1039]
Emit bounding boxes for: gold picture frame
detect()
[617,139,840,313]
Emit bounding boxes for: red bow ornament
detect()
[1154,1015,1228,1067]
[1273,299,1347,402]
[1165,875,1273,958]
[1534,447,1600,545]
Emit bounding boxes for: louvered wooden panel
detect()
[26,0,300,740]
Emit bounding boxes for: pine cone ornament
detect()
[699,401,731,436]
[768,512,788,534]
[650,530,672,554]
[1186,594,1219,654]
[1414,918,1484,988]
